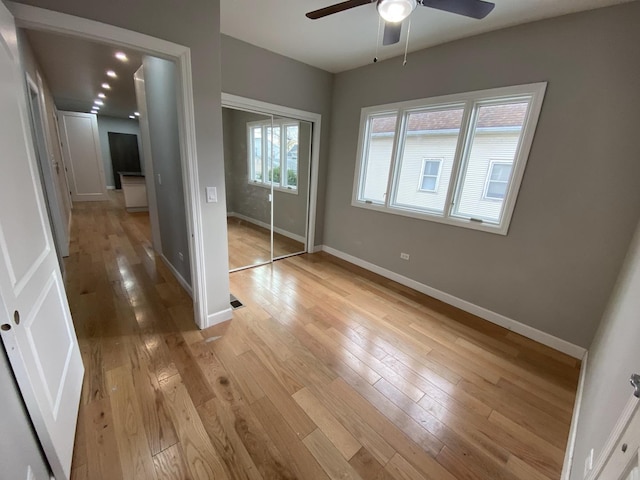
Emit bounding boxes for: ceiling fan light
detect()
[377,0,417,23]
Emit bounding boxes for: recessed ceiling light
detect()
[115,52,128,62]
[94,99,104,106]
[134,112,140,117]
[92,106,100,111]
[129,115,136,119]
[101,83,111,90]
[106,70,117,78]
[98,93,106,99]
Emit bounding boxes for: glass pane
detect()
[392,107,464,214]
[285,124,299,189]
[421,176,437,191]
[360,113,397,204]
[266,126,281,184]
[491,163,511,181]
[453,100,529,223]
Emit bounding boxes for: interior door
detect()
[223,108,274,271]
[58,111,108,202]
[0,4,84,480]
[596,394,640,480]
[108,132,141,189]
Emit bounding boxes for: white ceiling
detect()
[221,0,634,73]
[24,29,143,119]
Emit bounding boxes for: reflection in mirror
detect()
[223,107,310,271]
[271,116,310,259]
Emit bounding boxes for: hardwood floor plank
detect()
[159,374,230,480]
[349,448,396,480]
[302,429,364,480]
[83,396,123,480]
[293,387,362,460]
[105,366,157,480]
[152,444,190,480]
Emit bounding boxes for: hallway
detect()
[66,196,580,480]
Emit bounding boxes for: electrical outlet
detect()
[400,253,410,261]
[178,252,184,261]
[157,173,162,185]
[584,448,594,478]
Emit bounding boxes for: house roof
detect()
[371,102,528,133]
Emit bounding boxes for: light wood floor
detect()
[66,194,580,480]
[227,216,305,270]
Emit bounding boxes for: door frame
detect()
[221,93,322,255]
[25,72,69,262]
[9,2,208,327]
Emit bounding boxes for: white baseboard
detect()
[321,245,586,359]
[106,185,116,190]
[562,351,589,480]
[228,212,305,244]
[206,307,233,328]
[159,254,193,297]
[310,244,324,253]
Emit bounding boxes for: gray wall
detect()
[96,115,143,188]
[323,1,640,348]
[143,56,191,286]
[222,108,310,238]
[0,344,49,480]
[12,0,231,321]
[220,35,333,247]
[570,219,640,479]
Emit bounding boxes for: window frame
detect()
[351,82,547,235]
[417,158,443,193]
[247,119,300,195]
[483,160,513,201]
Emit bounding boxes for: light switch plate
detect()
[206,186,217,203]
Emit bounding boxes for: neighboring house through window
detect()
[352,83,546,234]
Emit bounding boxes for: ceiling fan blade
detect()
[306,0,372,19]
[420,0,495,19]
[382,21,402,45]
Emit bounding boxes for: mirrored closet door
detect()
[223,107,311,272]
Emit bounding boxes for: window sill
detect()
[351,199,509,235]
[248,181,298,195]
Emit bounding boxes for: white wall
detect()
[570,219,640,479]
[96,115,143,188]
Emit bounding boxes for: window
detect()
[248,119,299,193]
[419,159,443,192]
[484,161,512,200]
[352,83,546,234]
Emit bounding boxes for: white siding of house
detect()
[393,133,458,213]
[454,131,520,222]
[362,136,394,202]
[365,130,521,221]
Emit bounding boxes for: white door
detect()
[58,111,107,202]
[596,395,640,480]
[0,3,84,480]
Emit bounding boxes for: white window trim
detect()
[247,119,299,195]
[351,82,547,235]
[417,158,443,193]
[483,160,512,201]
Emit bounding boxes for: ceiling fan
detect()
[306,0,496,45]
